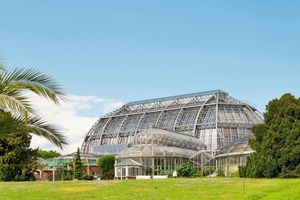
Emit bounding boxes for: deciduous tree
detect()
[97,155,115,179]
[37,149,61,159]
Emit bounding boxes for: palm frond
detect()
[10,81,64,105]
[1,68,66,105]
[0,94,31,116]
[26,115,68,149]
[0,110,67,149]
[0,66,67,149]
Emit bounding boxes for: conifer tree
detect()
[73,147,83,179]
[242,93,300,178]
[0,110,38,181]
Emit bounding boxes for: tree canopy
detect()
[0,110,38,181]
[37,149,61,159]
[97,155,115,179]
[242,93,300,178]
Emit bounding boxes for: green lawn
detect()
[0,178,299,200]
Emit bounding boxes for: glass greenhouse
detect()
[115,128,206,179]
[215,137,254,175]
[81,90,263,177]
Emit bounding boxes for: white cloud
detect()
[103,101,124,113]
[29,93,124,154]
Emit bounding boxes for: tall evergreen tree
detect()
[243,93,300,178]
[73,148,83,179]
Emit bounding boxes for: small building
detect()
[37,152,99,181]
[115,159,142,180]
[215,137,254,176]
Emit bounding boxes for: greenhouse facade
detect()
[115,128,206,179]
[81,90,263,177]
[215,137,254,175]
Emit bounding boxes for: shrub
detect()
[216,169,225,177]
[193,171,203,178]
[176,163,192,177]
[203,167,215,177]
[292,164,300,176]
[81,174,94,180]
[238,165,247,178]
[64,170,73,180]
[189,169,197,176]
[229,171,239,177]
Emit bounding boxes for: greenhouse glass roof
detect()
[114,159,141,166]
[215,137,254,157]
[116,128,205,159]
[82,89,263,154]
[131,128,206,151]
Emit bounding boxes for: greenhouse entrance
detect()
[115,159,142,180]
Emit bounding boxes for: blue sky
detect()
[1,1,300,152]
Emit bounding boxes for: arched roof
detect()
[116,128,205,159]
[116,145,199,159]
[131,128,206,151]
[82,90,263,154]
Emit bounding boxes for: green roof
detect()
[44,158,97,167]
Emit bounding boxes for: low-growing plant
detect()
[292,164,300,176]
[216,169,225,177]
[193,171,203,178]
[80,174,94,180]
[203,167,215,176]
[189,169,197,176]
[238,165,247,177]
[229,171,239,177]
[64,170,73,180]
[176,163,192,177]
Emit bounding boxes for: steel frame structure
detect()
[81,90,263,154]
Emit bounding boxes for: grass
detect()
[0,178,300,199]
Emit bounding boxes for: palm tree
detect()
[0,64,67,149]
